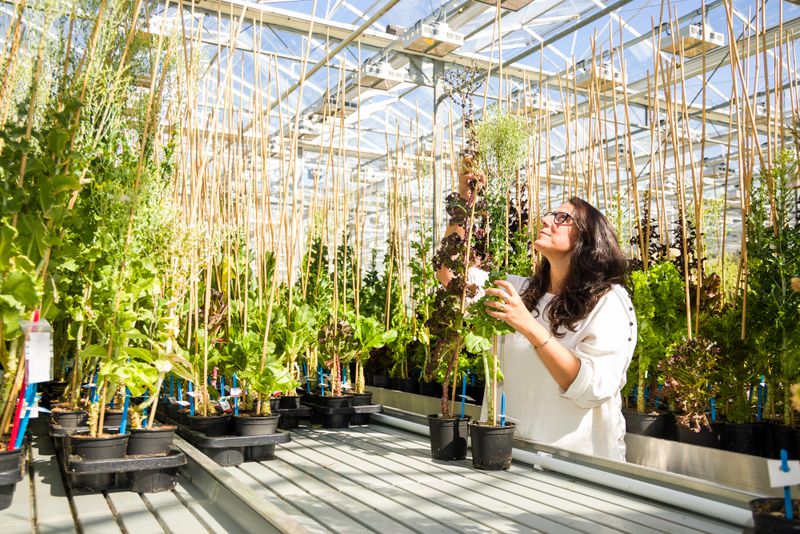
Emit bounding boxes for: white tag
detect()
[175,400,190,407]
[187,391,201,398]
[218,399,231,412]
[767,460,800,487]
[25,332,53,384]
[168,396,178,405]
[229,388,242,397]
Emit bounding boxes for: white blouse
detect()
[478,273,637,462]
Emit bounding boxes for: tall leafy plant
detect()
[746,150,800,424]
[628,260,686,412]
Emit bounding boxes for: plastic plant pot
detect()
[469,421,516,471]
[427,414,470,461]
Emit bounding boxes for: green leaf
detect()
[464,332,491,355]
[1,271,40,308]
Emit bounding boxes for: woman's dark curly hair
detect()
[520,197,628,336]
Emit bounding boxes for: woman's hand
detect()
[485,280,539,337]
[458,168,487,202]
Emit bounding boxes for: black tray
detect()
[273,407,312,418]
[305,403,383,429]
[66,449,186,474]
[174,425,291,467]
[50,423,184,493]
[175,426,291,448]
[304,403,383,416]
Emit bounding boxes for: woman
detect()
[436,170,636,462]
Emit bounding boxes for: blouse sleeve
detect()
[560,287,637,409]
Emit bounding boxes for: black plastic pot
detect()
[40,381,68,410]
[427,414,469,461]
[749,498,800,533]
[469,421,516,471]
[233,415,279,436]
[51,410,88,430]
[103,410,124,428]
[719,422,766,457]
[175,409,190,426]
[245,445,277,462]
[279,396,302,410]
[419,381,442,398]
[269,397,281,413]
[129,468,179,492]
[188,415,231,437]
[350,392,373,425]
[372,374,390,388]
[676,423,721,449]
[623,410,668,438]
[768,424,800,460]
[396,378,419,394]
[69,433,129,460]
[316,396,350,408]
[126,426,176,456]
[0,447,24,511]
[313,396,351,428]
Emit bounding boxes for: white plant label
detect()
[187,391,202,398]
[28,396,39,419]
[25,332,53,384]
[175,400,190,407]
[229,388,242,397]
[767,459,800,487]
[218,399,231,412]
[168,396,178,405]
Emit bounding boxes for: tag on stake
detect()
[767,459,800,487]
[25,332,53,384]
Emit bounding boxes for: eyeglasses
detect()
[542,211,575,225]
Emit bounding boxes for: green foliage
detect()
[359,250,383,320]
[705,304,756,424]
[506,230,533,278]
[473,107,531,264]
[349,311,397,360]
[746,150,800,423]
[628,261,687,411]
[273,304,317,365]
[474,108,531,181]
[662,337,720,431]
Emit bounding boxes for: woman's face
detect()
[533,202,580,257]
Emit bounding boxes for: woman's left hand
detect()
[485,280,537,336]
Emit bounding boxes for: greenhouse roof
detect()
[152,0,800,157]
[122,0,800,264]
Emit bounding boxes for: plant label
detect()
[218,399,232,412]
[767,459,800,487]
[25,332,53,384]
[168,396,178,405]
[175,400,190,407]
[187,391,201,398]
[229,388,242,397]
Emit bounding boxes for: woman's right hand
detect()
[458,167,487,202]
